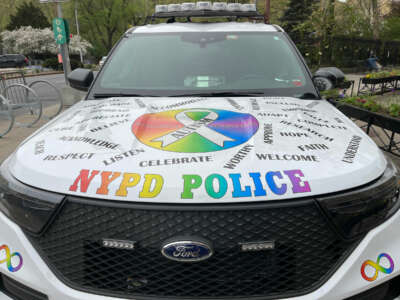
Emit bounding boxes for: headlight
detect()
[0,165,64,235]
[317,160,400,239]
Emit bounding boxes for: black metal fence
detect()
[294,36,400,69]
[330,100,400,157]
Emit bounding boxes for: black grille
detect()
[27,199,357,299]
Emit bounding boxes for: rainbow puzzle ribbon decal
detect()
[361,253,394,282]
[152,109,235,147]
[0,244,23,272]
[132,108,259,153]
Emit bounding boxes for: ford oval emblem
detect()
[161,240,213,262]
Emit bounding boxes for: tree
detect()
[355,0,384,39]
[7,2,51,31]
[381,17,400,41]
[280,0,319,40]
[76,0,143,58]
[1,26,91,56]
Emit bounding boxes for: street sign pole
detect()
[56,2,71,85]
[75,1,84,63]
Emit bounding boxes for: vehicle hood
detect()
[8,97,386,203]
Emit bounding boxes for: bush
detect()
[42,58,61,70]
[42,57,83,71]
[365,69,400,79]
[84,64,97,71]
[70,59,83,70]
[389,104,400,117]
[338,95,400,117]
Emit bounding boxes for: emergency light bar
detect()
[168,4,182,12]
[182,3,196,11]
[212,2,228,10]
[227,3,241,11]
[197,1,212,10]
[152,2,260,21]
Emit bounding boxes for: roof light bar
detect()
[181,3,196,11]
[155,5,168,13]
[149,2,264,22]
[241,4,256,12]
[227,3,241,11]
[168,3,182,12]
[212,2,228,11]
[196,1,212,10]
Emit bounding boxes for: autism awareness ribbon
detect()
[361,253,394,282]
[152,109,234,147]
[0,245,23,272]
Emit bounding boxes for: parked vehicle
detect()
[0,54,29,68]
[98,56,107,68]
[1,4,400,300]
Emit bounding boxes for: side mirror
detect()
[68,68,94,91]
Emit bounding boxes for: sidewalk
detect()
[0,104,70,162]
[345,74,363,96]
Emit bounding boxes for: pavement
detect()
[0,106,57,162]
[23,73,85,108]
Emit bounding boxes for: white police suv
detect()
[1,3,400,300]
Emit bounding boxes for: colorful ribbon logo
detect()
[361,253,394,282]
[152,109,235,147]
[132,108,259,153]
[0,245,23,272]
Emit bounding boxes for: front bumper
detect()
[1,207,400,300]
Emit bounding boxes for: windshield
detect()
[90,31,317,98]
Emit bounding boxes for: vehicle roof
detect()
[133,22,279,34]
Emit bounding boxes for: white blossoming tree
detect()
[1,26,92,56]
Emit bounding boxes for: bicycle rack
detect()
[0,94,14,138]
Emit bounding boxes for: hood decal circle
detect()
[132,108,259,153]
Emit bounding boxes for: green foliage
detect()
[389,104,400,117]
[339,94,400,118]
[280,0,318,39]
[320,89,341,100]
[342,96,380,112]
[294,2,378,67]
[43,57,82,70]
[381,17,400,41]
[84,63,97,70]
[75,0,148,58]
[365,69,400,79]
[43,57,61,70]
[70,58,83,70]
[7,2,50,30]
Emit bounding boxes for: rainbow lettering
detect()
[0,245,23,272]
[182,170,311,199]
[69,169,311,200]
[69,170,164,198]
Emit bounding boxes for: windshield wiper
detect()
[170,91,265,97]
[93,93,158,99]
[298,92,320,100]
